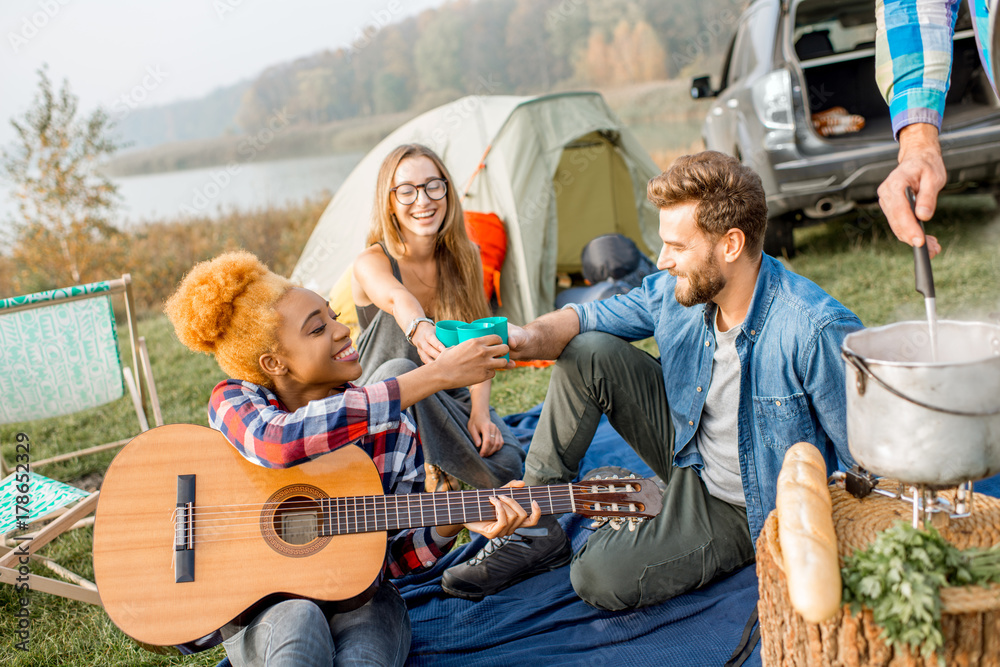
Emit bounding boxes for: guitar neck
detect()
[317,484,574,535]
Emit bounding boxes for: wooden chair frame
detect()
[0,491,101,605]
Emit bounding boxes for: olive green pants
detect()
[523,332,756,611]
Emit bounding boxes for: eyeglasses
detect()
[391,178,448,206]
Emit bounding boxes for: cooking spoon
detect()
[906,187,937,361]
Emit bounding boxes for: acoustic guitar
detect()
[93,424,661,647]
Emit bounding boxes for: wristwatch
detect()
[404,317,434,345]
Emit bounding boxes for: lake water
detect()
[0,152,363,229]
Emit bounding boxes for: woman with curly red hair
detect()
[165,250,537,667]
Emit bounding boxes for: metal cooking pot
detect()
[842,320,1000,488]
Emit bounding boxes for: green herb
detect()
[841,522,1000,663]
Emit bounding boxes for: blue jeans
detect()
[222,583,411,667]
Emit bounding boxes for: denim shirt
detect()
[570,254,863,542]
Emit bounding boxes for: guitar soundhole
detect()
[276,497,320,545]
[261,485,331,557]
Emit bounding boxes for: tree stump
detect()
[757,485,1000,666]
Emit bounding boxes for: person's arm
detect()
[509,279,659,361]
[208,379,412,468]
[394,336,512,407]
[209,336,512,468]
[467,380,503,456]
[875,0,960,255]
[508,307,581,360]
[876,124,945,256]
[353,248,444,363]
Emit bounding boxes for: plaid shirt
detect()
[208,377,453,578]
[876,0,993,138]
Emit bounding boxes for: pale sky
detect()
[0,0,446,146]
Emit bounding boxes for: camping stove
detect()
[832,466,977,529]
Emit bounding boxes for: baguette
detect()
[775,441,841,623]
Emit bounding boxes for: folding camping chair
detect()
[0,274,163,605]
[0,473,101,605]
[0,273,163,476]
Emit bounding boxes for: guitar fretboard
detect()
[316,485,575,535]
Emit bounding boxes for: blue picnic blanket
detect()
[398,405,762,667]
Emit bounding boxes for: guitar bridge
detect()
[174,475,195,583]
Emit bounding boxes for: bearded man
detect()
[441,150,864,610]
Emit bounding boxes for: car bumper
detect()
[765,125,1000,218]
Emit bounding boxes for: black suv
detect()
[691,0,1000,256]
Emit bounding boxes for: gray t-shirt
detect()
[695,311,745,507]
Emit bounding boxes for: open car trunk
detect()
[794,1,1000,144]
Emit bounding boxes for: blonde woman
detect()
[352,144,524,491]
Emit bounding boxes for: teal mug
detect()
[435,320,466,347]
[456,321,493,343]
[473,316,509,361]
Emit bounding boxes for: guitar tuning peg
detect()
[628,518,640,532]
[590,517,608,529]
[609,518,624,531]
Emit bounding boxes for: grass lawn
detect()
[1,195,998,664]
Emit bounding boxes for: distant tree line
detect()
[235,0,743,131]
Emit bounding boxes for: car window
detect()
[718,35,735,90]
[793,20,875,54]
[793,0,876,57]
[729,19,755,82]
[728,2,778,83]
[794,0,970,56]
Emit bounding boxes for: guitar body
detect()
[93,424,386,647]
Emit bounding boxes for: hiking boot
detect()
[440,514,571,600]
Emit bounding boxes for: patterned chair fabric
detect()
[0,280,125,423]
[0,472,90,535]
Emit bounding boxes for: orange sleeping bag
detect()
[464,211,507,306]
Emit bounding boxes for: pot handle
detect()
[842,350,1000,417]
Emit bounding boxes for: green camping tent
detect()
[292,92,662,325]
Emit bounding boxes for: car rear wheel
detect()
[764,212,796,258]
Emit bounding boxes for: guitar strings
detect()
[183,501,587,545]
[174,482,635,516]
[167,483,647,545]
[182,499,583,528]
[174,494,584,540]
[184,504,586,545]
[181,488,574,513]
[173,500,642,545]
[176,487,640,517]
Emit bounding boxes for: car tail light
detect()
[752,69,794,131]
